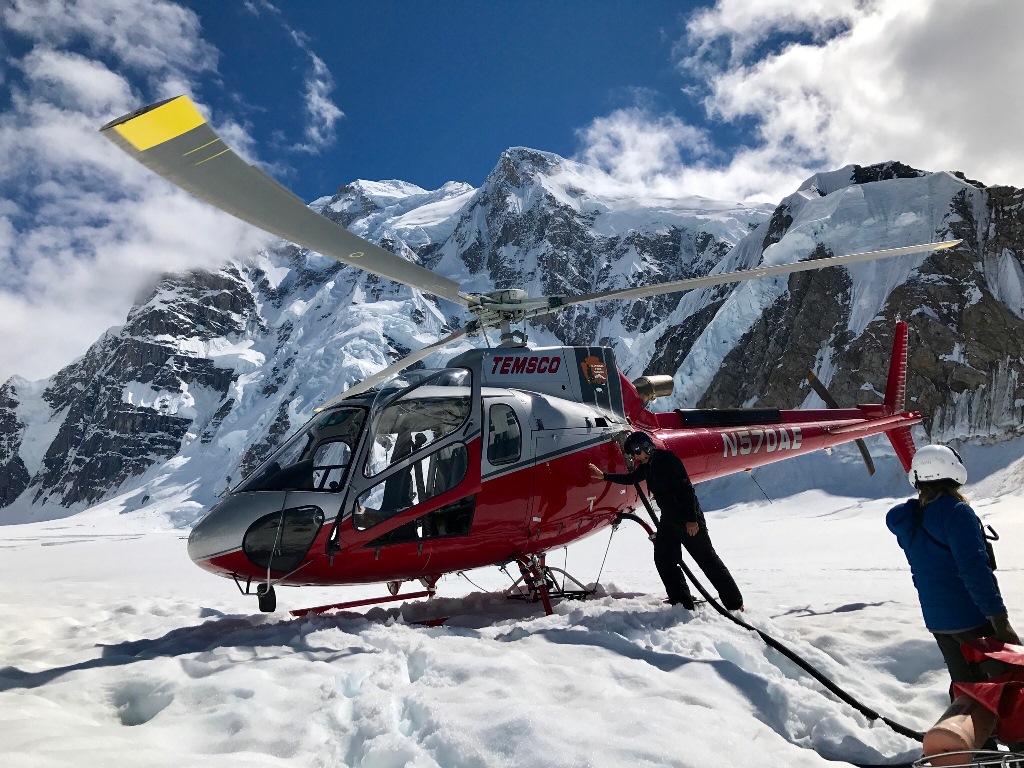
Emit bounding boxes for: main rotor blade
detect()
[100,96,468,307]
[556,240,961,309]
[317,322,476,410]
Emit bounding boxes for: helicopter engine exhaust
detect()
[631,375,674,404]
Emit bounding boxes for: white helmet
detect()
[909,445,967,488]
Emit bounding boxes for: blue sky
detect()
[2,0,1024,383]
[178,1,712,201]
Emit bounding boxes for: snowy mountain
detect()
[2,151,1023,524]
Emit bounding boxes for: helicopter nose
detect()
[187,492,290,570]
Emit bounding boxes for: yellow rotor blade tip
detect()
[113,96,206,151]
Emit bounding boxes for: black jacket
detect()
[603,449,699,531]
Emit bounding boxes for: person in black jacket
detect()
[589,431,744,610]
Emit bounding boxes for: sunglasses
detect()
[631,448,648,456]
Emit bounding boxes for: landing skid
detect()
[289,589,436,618]
[504,556,596,615]
[286,559,598,621]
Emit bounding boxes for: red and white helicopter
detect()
[101,96,957,615]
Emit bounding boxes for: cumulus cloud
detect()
[577,0,1024,203]
[577,108,711,185]
[2,0,217,77]
[0,0,263,383]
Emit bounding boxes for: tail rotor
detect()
[805,370,876,476]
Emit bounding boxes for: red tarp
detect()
[954,639,1024,744]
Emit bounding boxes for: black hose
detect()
[629,487,925,746]
[615,511,656,538]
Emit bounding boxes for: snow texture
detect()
[3,438,1024,767]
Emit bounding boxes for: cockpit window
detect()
[364,368,472,478]
[236,407,366,492]
[312,441,351,491]
[354,442,468,530]
[487,403,521,464]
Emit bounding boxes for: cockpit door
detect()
[331,367,483,576]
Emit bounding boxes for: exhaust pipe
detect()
[632,375,674,404]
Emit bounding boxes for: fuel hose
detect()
[627,485,926,755]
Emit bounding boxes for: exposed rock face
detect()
[0,382,31,506]
[680,164,1024,446]
[1,266,261,517]
[2,154,1023,523]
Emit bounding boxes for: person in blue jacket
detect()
[887,444,1019,689]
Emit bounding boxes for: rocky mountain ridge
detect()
[1,151,1022,524]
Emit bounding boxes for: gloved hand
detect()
[989,613,1021,645]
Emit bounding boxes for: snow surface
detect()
[12,378,65,478]
[3,444,1024,767]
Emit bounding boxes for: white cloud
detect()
[0,0,262,383]
[2,0,217,76]
[577,0,1024,203]
[577,108,710,185]
[682,0,863,66]
[293,50,344,154]
[19,49,135,114]
[244,0,344,154]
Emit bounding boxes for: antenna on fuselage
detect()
[746,469,773,504]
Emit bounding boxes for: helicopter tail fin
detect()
[886,425,916,473]
[883,320,917,471]
[884,320,909,415]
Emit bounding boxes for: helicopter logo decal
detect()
[580,355,609,387]
[489,355,562,375]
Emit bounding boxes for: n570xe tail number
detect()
[722,427,802,457]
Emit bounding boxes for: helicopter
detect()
[100,96,958,615]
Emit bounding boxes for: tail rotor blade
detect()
[806,371,875,476]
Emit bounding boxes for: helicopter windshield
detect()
[236,406,367,493]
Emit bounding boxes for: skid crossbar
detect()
[290,589,433,617]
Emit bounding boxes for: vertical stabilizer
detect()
[884,321,909,415]
[883,321,916,471]
[887,426,917,472]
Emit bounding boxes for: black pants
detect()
[654,514,743,611]
[933,620,1008,694]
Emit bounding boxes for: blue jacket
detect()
[887,495,1005,632]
